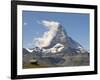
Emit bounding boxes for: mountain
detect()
[23,20,89,68]
[34,20,87,53]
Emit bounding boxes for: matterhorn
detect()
[23,20,89,68]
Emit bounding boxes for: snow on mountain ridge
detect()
[25,48,33,53]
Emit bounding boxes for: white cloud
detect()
[24,22,27,26]
[33,20,60,48]
[42,20,60,30]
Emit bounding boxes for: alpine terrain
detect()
[23,20,89,68]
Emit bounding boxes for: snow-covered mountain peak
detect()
[28,20,87,55]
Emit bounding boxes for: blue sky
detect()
[22,11,89,51]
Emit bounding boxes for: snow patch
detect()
[25,48,33,53]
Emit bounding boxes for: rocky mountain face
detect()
[23,20,89,68]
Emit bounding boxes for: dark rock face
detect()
[23,48,30,55]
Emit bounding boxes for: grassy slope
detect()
[23,53,89,69]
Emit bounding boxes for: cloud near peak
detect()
[33,20,61,48]
[41,20,60,30]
